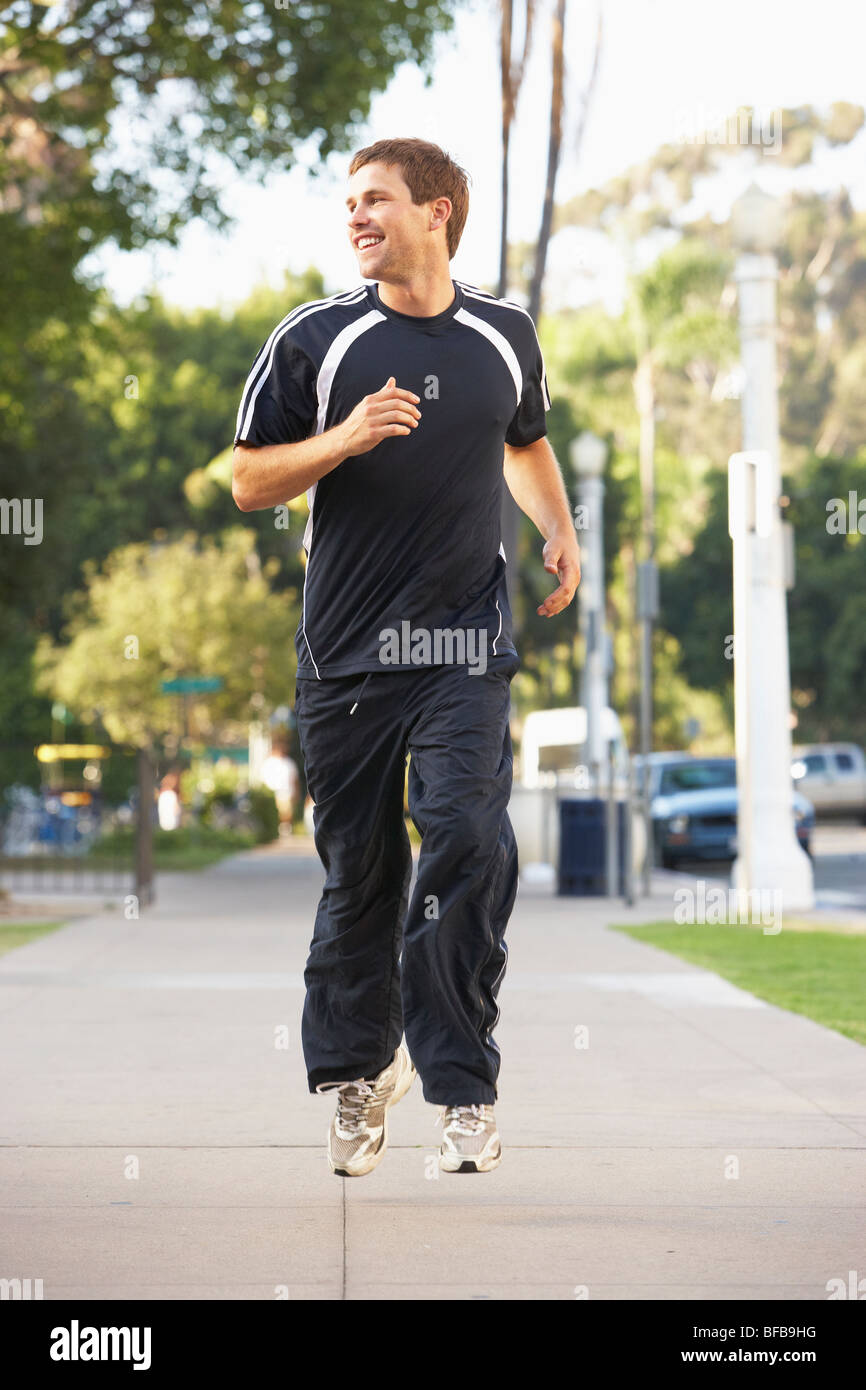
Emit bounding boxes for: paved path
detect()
[1,844,864,1301]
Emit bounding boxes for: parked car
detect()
[791,743,866,821]
[634,753,814,869]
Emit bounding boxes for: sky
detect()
[91,0,866,314]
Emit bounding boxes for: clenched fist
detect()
[339,377,422,458]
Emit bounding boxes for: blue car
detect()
[635,754,814,869]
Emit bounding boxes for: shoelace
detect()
[435,1104,491,1136]
[316,1079,376,1136]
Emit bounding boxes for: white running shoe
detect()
[437,1104,501,1173]
[316,1043,416,1177]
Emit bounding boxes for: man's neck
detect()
[375,272,456,318]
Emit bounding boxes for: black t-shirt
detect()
[234,279,550,678]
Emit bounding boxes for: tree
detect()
[516,103,866,746]
[33,529,297,750]
[497,0,536,298]
[664,452,866,745]
[0,269,323,748]
[527,0,600,323]
[0,0,462,603]
[0,0,459,252]
[1,0,461,743]
[497,0,601,623]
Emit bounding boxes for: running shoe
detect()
[437,1104,501,1173]
[316,1042,415,1177]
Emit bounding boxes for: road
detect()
[668,821,866,913]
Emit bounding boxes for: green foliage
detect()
[246,786,280,844]
[94,823,256,869]
[0,0,457,684]
[4,82,866,761]
[2,270,322,753]
[72,269,326,588]
[533,107,866,747]
[33,528,297,748]
[785,454,866,742]
[0,1,459,249]
[661,451,866,744]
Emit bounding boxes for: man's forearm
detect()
[232,424,349,512]
[503,436,574,539]
[504,435,581,616]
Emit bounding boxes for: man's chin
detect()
[358,254,388,277]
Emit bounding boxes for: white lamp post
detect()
[729,184,814,912]
[570,430,608,792]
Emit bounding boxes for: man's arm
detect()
[233,428,347,512]
[503,435,581,616]
[232,377,421,512]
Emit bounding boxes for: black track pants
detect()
[295,654,520,1105]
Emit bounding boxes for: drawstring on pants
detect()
[348,672,373,715]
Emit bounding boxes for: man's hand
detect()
[538,530,581,616]
[339,377,421,458]
[231,376,421,511]
[503,435,583,616]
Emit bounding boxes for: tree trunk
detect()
[498,0,540,620]
[498,0,513,298]
[528,0,566,324]
[528,3,602,322]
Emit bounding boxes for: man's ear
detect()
[429,197,452,231]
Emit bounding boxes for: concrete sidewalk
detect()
[1,843,864,1301]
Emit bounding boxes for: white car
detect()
[791,743,866,821]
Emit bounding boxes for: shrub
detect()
[245,786,279,844]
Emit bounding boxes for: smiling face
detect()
[346,161,449,283]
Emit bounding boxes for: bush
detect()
[199,787,236,826]
[245,786,279,844]
[87,823,257,872]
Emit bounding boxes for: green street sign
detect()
[161,676,224,694]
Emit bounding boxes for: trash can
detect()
[558,797,626,896]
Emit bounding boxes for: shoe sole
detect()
[328,1049,416,1178]
[440,1143,502,1174]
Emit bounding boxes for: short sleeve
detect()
[505,318,551,447]
[234,330,318,448]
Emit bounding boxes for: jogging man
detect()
[233,138,580,1176]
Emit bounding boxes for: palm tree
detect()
[499,0,602,626]
[498,0,537,298]
[528,1,602,322]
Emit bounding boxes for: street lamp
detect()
[729,183,814,912]
[731,182,785,254]
[570,430,608,792]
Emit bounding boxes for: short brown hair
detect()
[348,138,470,259]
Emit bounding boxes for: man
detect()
[233,137,580,1177]
[259,733,300,836]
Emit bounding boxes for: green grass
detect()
[609,920,866,1047]
[0,920,65,960]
